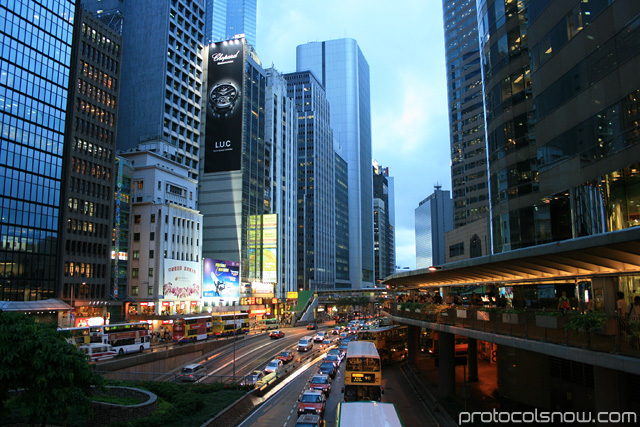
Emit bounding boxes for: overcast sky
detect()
[256,0,450,270]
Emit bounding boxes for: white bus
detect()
[90,322,151,355]
[343,341,382,402]
[336,401,404,427]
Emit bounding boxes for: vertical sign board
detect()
[204,40,245,173]
[262,214,277,283]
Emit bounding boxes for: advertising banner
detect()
[262,214,277,282]
[203,258,240,304]
[163,259,202,300]
[205,40,245,173]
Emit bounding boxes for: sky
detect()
[256,0,450,270]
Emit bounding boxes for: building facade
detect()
[284,71,336,292]
[415,186,453,269]
[296,38,375,289]
[334,145,350,288]
[83,0,205,182]
[0,1,76,316]
[58,8,122,326]
[443,0,489,229]
[120,141,203,316]
[225,0,257,48]
[265,68,298,298]
[205,0,227,44]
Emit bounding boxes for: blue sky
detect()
[256,1,450,270]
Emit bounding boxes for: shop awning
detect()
[0,298,71,312]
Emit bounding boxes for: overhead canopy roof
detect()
[383,228,640,290]
[0,298,71,312]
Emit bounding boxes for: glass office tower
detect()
[0,0,76,302]
[415,187,453,269]
[226,0,257,48]
[205,0,228,44]
[297,38,375,289]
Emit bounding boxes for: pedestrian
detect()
[557,291,571,312]
[627,296,640,321]
[616,292,628,316]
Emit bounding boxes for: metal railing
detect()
[386,303,640,358]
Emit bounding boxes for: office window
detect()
[134,215,141,223]
[132,268,139,278]
[132,250,139,259]
[149,268,154,277]
[148,285,153,295]
[131,286,139,296]
[149,250,154,259]
[150,232,155,241]
[151,214,156,223]
[133,233,140,241]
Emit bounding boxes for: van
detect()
[180,363,207,382]
[78,343,117,363]
[297,336,314,352]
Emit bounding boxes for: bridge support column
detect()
[467,337,478,382]
[407,324,421,365]
[438,331,455,397]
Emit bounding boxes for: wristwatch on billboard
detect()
[209,81,239,118]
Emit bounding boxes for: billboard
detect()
[204,39,245,173]
[203,258,240,304]
[262,214,277,283]
[163,259,202,300]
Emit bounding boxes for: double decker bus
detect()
[336,401,404,427]
[89,322,151,355]
[58,326,93,347]
[173,315,212,343]
[343,341,382,402]
[357,325,408,365]
[211,312,249,336]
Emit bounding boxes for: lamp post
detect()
[233,306,236,378]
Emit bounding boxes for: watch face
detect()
[209,82,239,116]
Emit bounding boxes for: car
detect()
[309,373,332,395]
[324,353,341,366]
[241,370,265,386]
[306,323,317,330]
[264,358,283,374]
[338,342,349,355]
[318,361,337,379]
[298,337,314,352]
[331,326,342,335]
[277,350,294,363]
[297,390,326,416]
[269,330,285,339]
[327,348,343,362]
[313,332,326,342]
[339,332,349,340]
[179,363,207,382]
[295,414,325,427]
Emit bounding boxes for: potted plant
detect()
[535,311,564,328]
[501,309,526,325]
[565,312,608,335]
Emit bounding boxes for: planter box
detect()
[477,311,494,321]
[456,309,468,319]
[502,313,523,325]
[535,315,559,329]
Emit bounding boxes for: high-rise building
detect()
[205,0,228,44]
[415,186,453,269]
[373,162,395,285]
[58,8,122,325]
[480,0,640,255]
[443,0,489,228]
[334,145,350,288]
[0,1,76,317]
[112,156,134,320]
[225,0,257,48]
[266,67,298,299]
[296,38,375,289]
[199,39,272,298]
[284,71,336,292]
[83,0,205,181]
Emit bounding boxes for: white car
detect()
[264,358,283,374]
[313,332,326,342]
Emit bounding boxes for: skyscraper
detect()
[83,0,205,181]
[205,0,228,44]
[225,0,257,48]
[58,8,122,324]
[0,1,76,311]
[415,187,453,269]
[443,0,489,229]
[285,71,336,292]
[296,38,375,289]
[373,162,395,284]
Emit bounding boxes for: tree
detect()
[0,311,103,426]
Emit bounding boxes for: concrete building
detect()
[83,0,205,182]
[119,141,203,316]
[284,71,335,292]
[296,38,375,289]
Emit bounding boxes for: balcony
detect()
[385,303,640,360]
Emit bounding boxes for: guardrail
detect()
[387,303,640,358]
